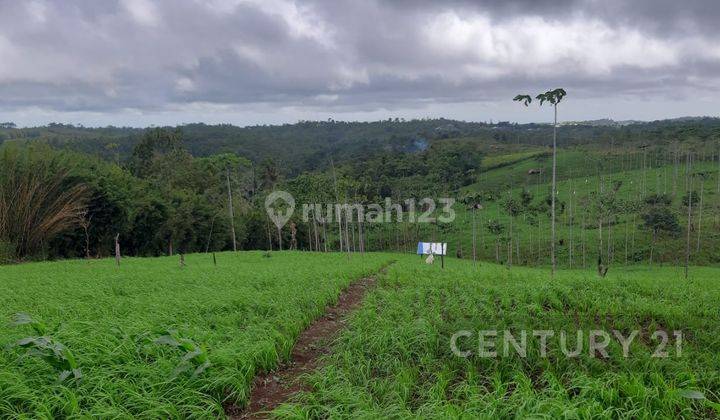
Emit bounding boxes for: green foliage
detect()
[501,196,522,218]
[682,191,700,207]
[154,330,211,378]
[485,219,505,236]
[642,206,680,236]
[513,94,532,106]
[536,88,567,106]
[8,313,82,383]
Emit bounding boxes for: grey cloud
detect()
[0,0,718,124]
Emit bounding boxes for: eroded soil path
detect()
[226,265,389,419]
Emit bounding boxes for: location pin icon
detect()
[265,191,295,229]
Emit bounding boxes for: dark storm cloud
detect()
[0,0,718,124]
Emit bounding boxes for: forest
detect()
[1,117,719,269]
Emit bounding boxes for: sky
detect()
[1,0,719,127]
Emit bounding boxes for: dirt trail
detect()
[226,266,389,419]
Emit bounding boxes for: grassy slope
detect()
[0,251,393,417]
[277,256,720,418]
[444,148,720,267]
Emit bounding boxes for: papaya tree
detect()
[515,88,567,276]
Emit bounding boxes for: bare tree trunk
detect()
[352,220,357,252]
[322,222,328,252]
[598,175,605,265]
[114,233,121,267]
[696,178,704,253]
[631,213,636,258]
[607,217,613,264]
[343,215,351,253]
[642,151,647,196]
[569,190,574,268]
[550,104,558,276]
[79,211,91,259]
[312,212,319,252]
[581,210,586,268]
[508,215,513,268]
[471,208,477,267]
[624,215,629,265]
[205,213,216,253]
[717,144,720,194]
[226,168,237,252]
[650,231,656,265]
[685,153,693,279]
[598,216,603,264]
[673,147,679,198]
[359,221,365,253]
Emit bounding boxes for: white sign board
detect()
[417,242,447,256]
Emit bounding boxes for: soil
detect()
[225,268,386,419]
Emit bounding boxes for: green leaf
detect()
[10,313,34,326]
[192,361,211,378]
[678,389,705,400]
[154,335,180,347]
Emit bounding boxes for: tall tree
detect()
[515,88,567,275]
[684,153,693,279]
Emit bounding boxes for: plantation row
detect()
[276,259,720,417]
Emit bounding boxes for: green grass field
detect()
[0,251,393,417]
[276,257,720,418]
[2,252,719,418]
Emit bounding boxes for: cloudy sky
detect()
[1,0,719,127]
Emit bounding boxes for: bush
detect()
[0,241,14,264]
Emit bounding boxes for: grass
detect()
[480,149,546,171]
[0,251,394,417]
[276,256,720,418]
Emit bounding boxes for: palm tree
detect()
[514,88,567,276]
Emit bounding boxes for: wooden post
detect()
[685,153,693,280]
[114,234,121,267]
[226,168,237,252]
[441,253,444,269]
[213,252,217,266]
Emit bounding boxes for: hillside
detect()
[1,118,719,267]
[2,118,720,176]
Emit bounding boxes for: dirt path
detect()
[225,266,389,419]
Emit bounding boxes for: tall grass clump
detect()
[0,146,88,261]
